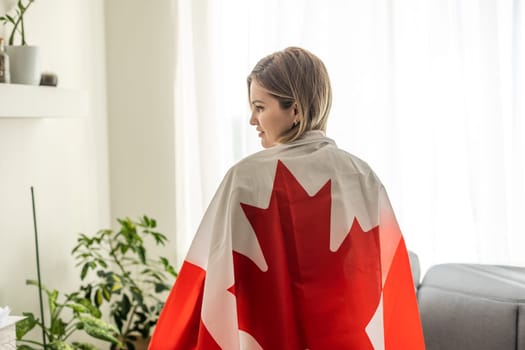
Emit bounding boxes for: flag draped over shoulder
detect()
[149,131,425,350]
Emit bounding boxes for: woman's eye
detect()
[255,106,264,112]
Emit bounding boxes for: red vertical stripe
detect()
[149,261,212,350]
[383,238,425,349]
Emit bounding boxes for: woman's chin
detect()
[260,136,269,148]
[259,134,278,148]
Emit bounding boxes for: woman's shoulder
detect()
[332,147,377,177]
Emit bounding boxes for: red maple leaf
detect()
[230,160,382,349]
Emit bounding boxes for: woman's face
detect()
[249,80,296,148]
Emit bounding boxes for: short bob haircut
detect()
[247,47,332,144]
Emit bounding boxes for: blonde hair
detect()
[247,47,332,144]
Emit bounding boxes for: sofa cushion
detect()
[418,264,525,350]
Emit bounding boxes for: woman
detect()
[149,47,424,349]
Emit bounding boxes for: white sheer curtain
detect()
[172,0,525,272]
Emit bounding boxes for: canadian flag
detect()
[149,132,425,350]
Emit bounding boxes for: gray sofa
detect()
[409,253,525,350]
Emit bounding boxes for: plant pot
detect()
[131,337,150,350]
[6,45,40,85]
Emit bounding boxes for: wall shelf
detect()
[0,84,88,118]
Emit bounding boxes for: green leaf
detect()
[80,262,90,280]
[16,312,37,339]
[152,231,168,243]
[66,290,80,299]
[143,215,157,228]
[81,314,119,333]
[113,313,123,333]
[81,316,121,346]
[111,283,122,292]
[50,317,67,338]
[94,288,103,307]
[66,302,89,314]
[77,298,101,317]
[49,289,59,314]
[81,284,92,300]
[135,311,147,323]
[151,232,162,245]
[50,341,75,350]
[102,286,111,301]
[120,293,131,316]
[17,345,38,350]
[5,14,15,24]
[120,244,129,255]
[137,246,146,264]
[167,265,178,277]
[130,287,143,304]
[97,259,108,268]
[71,342,98,350]
[154,282,170,293]
[111,273,122,284]
[26,279,50,294]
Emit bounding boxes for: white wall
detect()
[105,0,177,261]
[0,0,109,339]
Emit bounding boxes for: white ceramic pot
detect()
[6,45,41,85]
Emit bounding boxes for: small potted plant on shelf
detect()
[0,0,40,84]
[72,215,177,350]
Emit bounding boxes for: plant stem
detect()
[17,339,44,346]
[8,0,35,45]
[20,14,25,45]
[31,187,47,348]
[107,237,128,276]
[51,295,72,321]
[107,236,141,337]
[63,322,80,340]
[107,236,144,299]
[35,319,53,341]
[8,16,18,44]
[122,304,138,340]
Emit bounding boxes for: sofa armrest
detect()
[418,264,525,350]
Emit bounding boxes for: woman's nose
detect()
[249,112,257,125]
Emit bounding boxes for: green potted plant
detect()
[72,216,177,350]
[0,0,40,84]
[16,280,122,350]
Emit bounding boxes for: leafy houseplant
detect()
[72,216,177,350]
[16,280,122,350]
[0,0,36,45]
